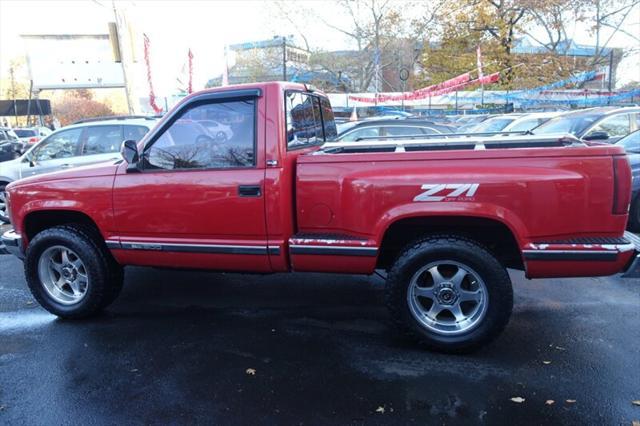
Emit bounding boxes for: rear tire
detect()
[385,234,513,353]
[24,225,123,318]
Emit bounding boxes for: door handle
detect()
[60,164,73,169]
[238,185,261,197]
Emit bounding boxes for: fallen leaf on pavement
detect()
[566,399,576,404]
[632,421,639,426]
[545,400,554,405]
[130,368,138,373]
[25,301,33,306]
[246,368,256,376]
[543,361,552,365]
[555,346,566,351]
[632,400,640,406]
[510,397,525,403]
[375,406,385,414]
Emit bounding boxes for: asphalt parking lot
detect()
[0,229,639,425]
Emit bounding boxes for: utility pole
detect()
[607,50,614,105]
[112,1,136,114]
[282,36,287,81]
[9,65,18,127]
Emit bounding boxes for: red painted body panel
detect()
[8,162,119,245]
[4,82,635,279]
[295,151,628,240]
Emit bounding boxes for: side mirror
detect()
[120,139,139,165]
[23,152,36,167]
[583,130,609,141]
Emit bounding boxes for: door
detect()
[21,127,83,178]
[111,93,270,271]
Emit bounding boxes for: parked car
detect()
[500,112,565,132]
[0,117,158,223]
[464,114,525,133]
[616,130,640,231]
[533,107,640,143]
[2,82,638,354]
[337,119,454,141]
[0,127,22,162]
[454,115,494,133]
[194,119,234,142]
[14,127,52,146]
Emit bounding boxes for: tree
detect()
[1,57,30,100]
[54,90,115,126]
[583,0,640,67]
[418,0,612,89]
[272,0,445,92]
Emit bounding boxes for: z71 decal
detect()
[413,183,480,202]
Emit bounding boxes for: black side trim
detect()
[267,246,281,256]
[523,251,618,261]
[105,241,121,249]
[291,232,368,241]
[290,246,378,257]
[119,242,267,255]
[532,236,629,245]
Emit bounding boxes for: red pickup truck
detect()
[2,82,639,352]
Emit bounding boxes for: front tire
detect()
[385,235,513,353]
[24,225,123,318]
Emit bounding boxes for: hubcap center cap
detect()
[435,283,458,305]
[62,266,76,281]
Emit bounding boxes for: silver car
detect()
[0,117,158,223]
[14,126,53,145]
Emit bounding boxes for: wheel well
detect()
[377,216,523,270]
[24,210,101,242]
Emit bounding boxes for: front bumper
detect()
[1,229,24,260]
[622,231,640,278]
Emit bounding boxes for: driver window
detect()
[144,99,255,170]
[587,114,630,138]
[32,128,83,162]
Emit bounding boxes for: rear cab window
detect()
[285,91,337,150]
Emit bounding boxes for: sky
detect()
[0,0,638,97]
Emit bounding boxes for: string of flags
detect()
[348,45,633,106]
[143,33,164,114]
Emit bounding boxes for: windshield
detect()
[471,117,516,133]
[337,121,359,135]
[533,114,600,136]
[14,129,36,137]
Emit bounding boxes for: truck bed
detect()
[292,135,632,277]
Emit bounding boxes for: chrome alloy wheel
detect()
[37,245,89,305]
[407,260,488,335]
